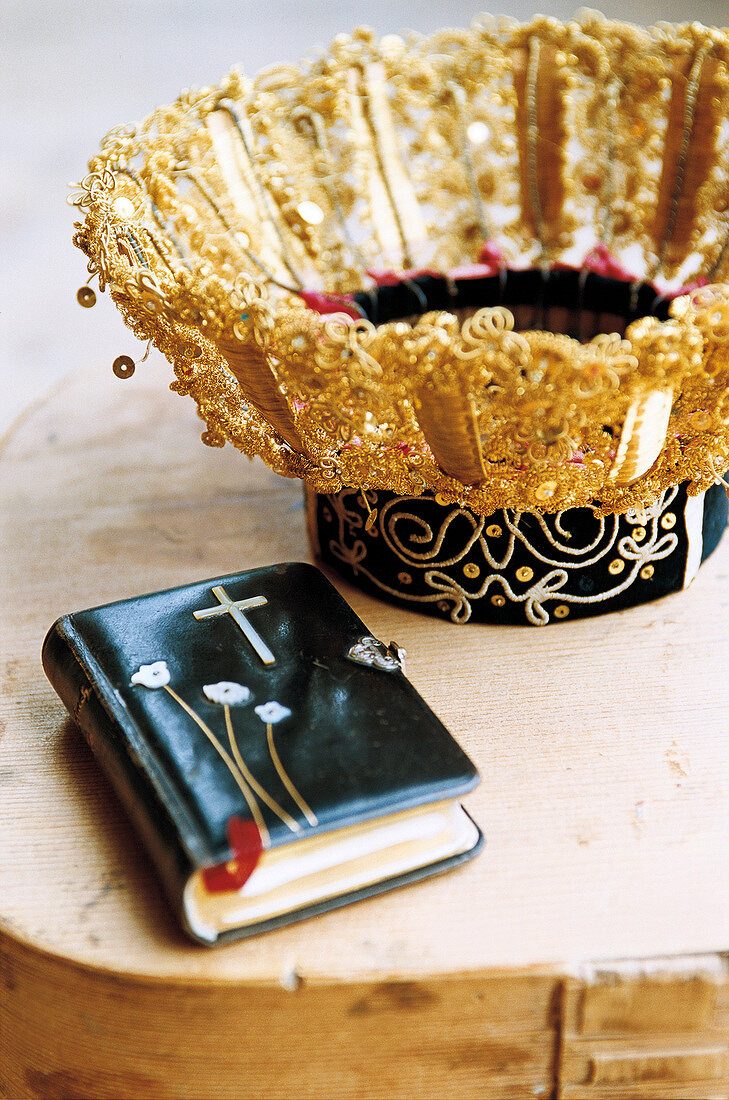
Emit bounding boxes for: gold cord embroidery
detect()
[321,485,683,624]
[163,684,270,844]
[224,705,301,834]
[265,723,318,827]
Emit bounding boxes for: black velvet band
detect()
[308,483,727,626]
[352,269,673,329]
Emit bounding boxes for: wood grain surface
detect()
[2,361,729,1098]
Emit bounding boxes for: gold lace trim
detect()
[71,16,729,516]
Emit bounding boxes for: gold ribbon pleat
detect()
[347,63,426,269]
[608,389,673,486]
[217,331,305,454]
[414,387,486,487]
[652,47,722,267]
[512,42,568,254]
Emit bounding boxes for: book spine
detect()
[41,618,196,936]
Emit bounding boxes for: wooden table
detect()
[2,361,729,1099]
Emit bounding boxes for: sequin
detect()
[467,121,489,144]
[76,286,96,308]
[689,410,711,430]
[112,355,135,379]
[535,481,557,502]
[112,196,135,219]
[297,201,324,225]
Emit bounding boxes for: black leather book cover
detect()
[42,563,481,943]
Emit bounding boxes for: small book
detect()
[42,563,482,943]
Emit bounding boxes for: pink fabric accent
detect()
[448,243,506,280]
[583,244,638,283]
[367,244,506,285]
[664,275,709,300]
[448,262,502,280]
[301,290,359,319]
[478,240,506,267]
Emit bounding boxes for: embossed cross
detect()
[193,586,275,665]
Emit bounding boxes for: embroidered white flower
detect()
[203,681,251,706]
[131,661,170,689]
[254,701,291,724]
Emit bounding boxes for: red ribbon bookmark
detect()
[202,816,264,894]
